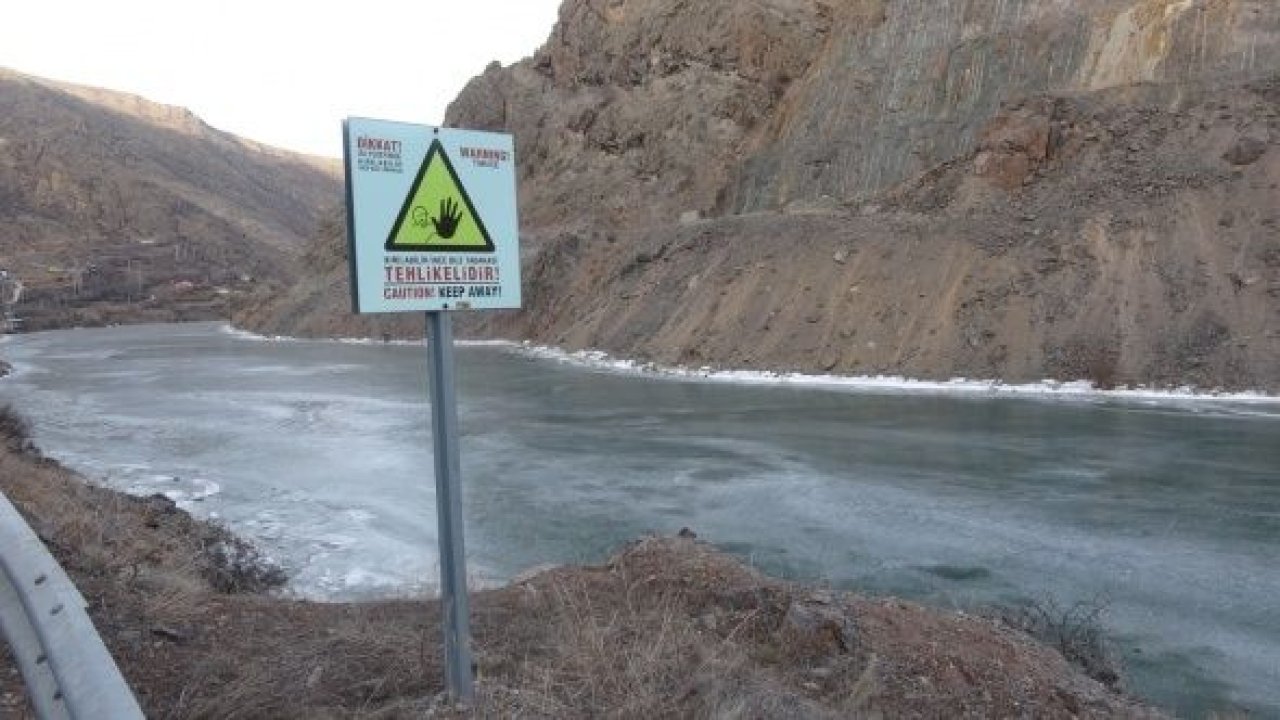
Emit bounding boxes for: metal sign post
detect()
[343,118,520,704]
[424,310,474,701]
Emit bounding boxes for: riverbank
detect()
[225,323,1280,406]
[0,407,1159,718]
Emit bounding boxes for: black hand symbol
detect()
[432,198,462,239]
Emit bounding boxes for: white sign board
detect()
[343,118,521,313]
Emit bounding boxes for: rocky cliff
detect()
[241,0,1280,391]
[0,68,341,329]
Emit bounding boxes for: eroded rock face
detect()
[251,0,1280,391]
[729,0,1280,210]
[447,0,834,232]
[450,0,1280,222]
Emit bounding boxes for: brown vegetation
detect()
[0,406,1159,718]
[0,67,341,331]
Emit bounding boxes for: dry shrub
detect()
[995,596,1121,687]
[1046,335,1122,390]
[198,523,287,593]
[0,404,32,451]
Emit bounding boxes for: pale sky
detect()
[1,0,564,158]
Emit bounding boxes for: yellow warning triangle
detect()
[385,140,495,252]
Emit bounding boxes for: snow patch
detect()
[124,474,222,511]
[219,322,518,349]
[218,323,1279,405]
[517,344,1280,406]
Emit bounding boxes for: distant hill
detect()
[0,68,341,329]
[238,0,1280,392]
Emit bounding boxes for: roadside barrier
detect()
[0,490,144,719]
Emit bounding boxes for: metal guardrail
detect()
[0,490,145,719]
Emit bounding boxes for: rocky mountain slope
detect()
[239,0,1280,391]
[0,68,341,329]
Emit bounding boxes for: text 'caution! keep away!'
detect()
[343,118,521,313]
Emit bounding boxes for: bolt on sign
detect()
[343,118,521,313]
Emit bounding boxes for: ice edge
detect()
[219,324,1280,405]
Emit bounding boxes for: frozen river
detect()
[1,322,1277,716]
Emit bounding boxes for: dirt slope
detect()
[477,78,1280,391]
[239,0,1280,391]
[0,68,341,330]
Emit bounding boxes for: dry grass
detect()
[480,577,703,716]
[459,553,852,719]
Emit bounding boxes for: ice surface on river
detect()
[1,322,1277,716]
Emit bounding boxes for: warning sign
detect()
[386,140,495,253]
[343,118,520,314]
